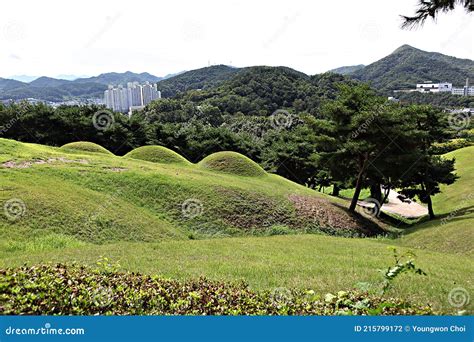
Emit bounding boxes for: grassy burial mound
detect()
[124,145,191,165]
[198,151,266,177]
[0,138,382,248]
[60,141,113,155]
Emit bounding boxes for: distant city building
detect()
[416,82,452,93]
[127,82,144,107]
[451,78,474,96]
[104,82,161,113]
[413,79,474,96]
[141,82,161,105]
[448,108,474,115]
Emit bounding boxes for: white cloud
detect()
[0,0,472,78]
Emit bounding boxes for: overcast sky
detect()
[1,0,472,79]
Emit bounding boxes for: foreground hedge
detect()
[0,264,434,315]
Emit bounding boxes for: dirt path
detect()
[358,189,428,219]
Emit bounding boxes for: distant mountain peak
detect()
[9,75,39,83]
[393,44,418,53]
[351,45,474,91]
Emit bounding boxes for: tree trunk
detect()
[349,153,369,212]
[332,184,340,197]
[381,186,390,205]
[370,183,382,203]
[349,180,363,212]
[427,195,435,219]
[421,182,436,219]
[377,186,390,217]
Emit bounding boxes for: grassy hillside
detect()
[399,146,474,255]
[0,139,379,247]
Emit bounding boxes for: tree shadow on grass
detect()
[402,204,474,235]
[330,202,387,237]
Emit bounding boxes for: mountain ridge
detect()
[0,71,164,101]
[350,44,474,91]
[2,45,473,101]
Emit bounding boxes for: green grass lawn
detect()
[1,235,472,313]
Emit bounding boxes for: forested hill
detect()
[149,45,474,99]
[173,66,353,116]
[156,65,241,97]
[350,45,474,91]
[328,65,365,75]
[0,78,25,91]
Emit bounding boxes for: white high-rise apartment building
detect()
[127,82,144,107]
[104,82,161,113]
[141,82,161,106]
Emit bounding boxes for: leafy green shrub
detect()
[267,225,294,236]
[124,145,191,165]
[431,139,471,154]
[60,142,113,155]
[380,248,427,294]
[198,151,266,177]
[464,128,474,142]
[0,264,434,315]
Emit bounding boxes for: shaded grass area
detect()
[317,146,474,255]
[398,146,474,255]
[1,235,471,314]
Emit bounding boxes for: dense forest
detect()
[156,65,240,97]
[396,91,474,108]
